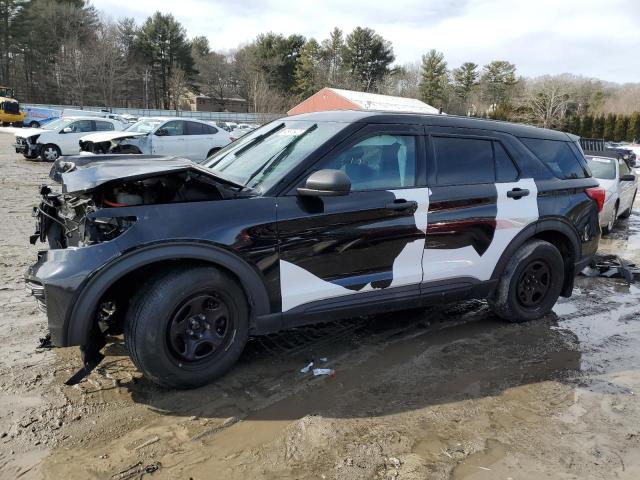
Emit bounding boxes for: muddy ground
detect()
[0,132,639,479]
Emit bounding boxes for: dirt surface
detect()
[0,132,639,480]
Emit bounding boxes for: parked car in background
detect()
[586,155,638,233]
[78,117,232,161]
[22,106,62,128]
[14,116,124,161]
[26,110,602,388]
[229,125,255,141]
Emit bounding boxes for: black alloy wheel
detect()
[167,292,234,363]
[516,260,551,308]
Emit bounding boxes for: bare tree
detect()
[167,66,190,114]
[526,77,573,128]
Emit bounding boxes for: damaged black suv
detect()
[26,111,603,388]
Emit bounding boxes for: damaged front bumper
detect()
[14,138,40,157]
[25,242,121,347]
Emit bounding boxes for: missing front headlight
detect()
[83,216,137,245]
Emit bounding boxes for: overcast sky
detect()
[92,0,640,83]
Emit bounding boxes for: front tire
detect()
[124,266,249,389]
[489,240,564,323]
[40,144,61,162]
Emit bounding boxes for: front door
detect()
[422,131,539,284]
[276,124,428,313]
[60,119,95,155]
[153,120,187,156]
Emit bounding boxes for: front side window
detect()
[433,136,494,185]
[317,135,416,191]
[618,158,631,177]
[160,121,185,136]
[205,120,347,193]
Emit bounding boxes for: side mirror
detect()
[621,174,636,181]
[297,169,351,197]
[61,126,73,134]
[155,128,168,136]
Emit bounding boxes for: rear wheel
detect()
[28,121,40,128]
[619,190,636,218]
[40,144,61,162]
[489,240,564,322]
[124,266,249,389]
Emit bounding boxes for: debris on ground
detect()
[110,461,161,480]
[581,254,640,283]
[37,333,52,349]
[300,361,314,373]
[313,368,336,377]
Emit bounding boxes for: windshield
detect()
[42,118,72,131]
[587,157,616,180]
[125,119,163,133]
[204,120,347,193]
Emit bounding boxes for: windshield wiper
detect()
[242,123,318,189]
[209,122,286,171]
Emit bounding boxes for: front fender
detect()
[65,241,271,346]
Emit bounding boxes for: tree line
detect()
[1,0,639,141]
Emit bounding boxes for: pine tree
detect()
[626,112,640,142]
[603,113,617,141]
[294,39,324,99]
[451,62,479,113]
[342,27,394,92]
[570,115,581,136]
[592,114,605,138]
[581,114,594,138]
[614,114,629,142]
[419,49,448,109]
[559,115,572,133]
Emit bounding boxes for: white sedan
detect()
[586,155,638,234]
[14,116,125,161]
[78,117,232,162]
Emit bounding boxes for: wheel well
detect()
[531,229,575,296]
[207,147,220,157]
[94,258,250,337]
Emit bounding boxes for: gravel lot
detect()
[0,132,639,479]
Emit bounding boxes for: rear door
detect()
[276,124,428,314]
[184,121,222,160]
[152,120,186,156]
[423,130,538,284]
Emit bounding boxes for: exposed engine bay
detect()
[31,169,234,249]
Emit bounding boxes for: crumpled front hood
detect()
[12,127,47,137]
[58,156,199,193]
[79,131,147,143]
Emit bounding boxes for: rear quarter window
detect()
[520,138,589,179]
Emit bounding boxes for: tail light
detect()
[585,187,605,213]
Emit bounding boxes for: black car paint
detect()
[26,111,601,353]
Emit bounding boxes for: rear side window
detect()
[432,137,494,185]
[186,121,218,135]
[94,120,114,131]
[520,138,588,179]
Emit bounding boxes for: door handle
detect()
[385,199,418,211]
[507,188,530,199]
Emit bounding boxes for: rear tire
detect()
[124,266,249,389]
[29,121,40,128]
[489,240,564,323]
[619,190,636,218]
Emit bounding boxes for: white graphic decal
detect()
[421,178,539,282]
